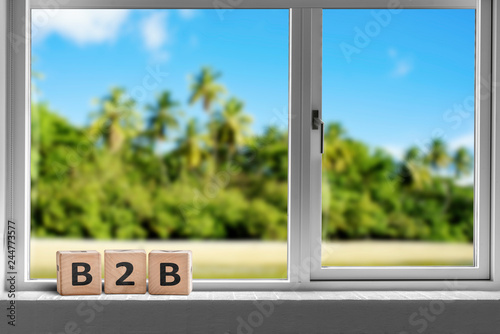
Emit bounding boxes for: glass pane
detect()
[322,9,475,266]
[31,9,289,279]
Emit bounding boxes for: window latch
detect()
[312,110,324,154]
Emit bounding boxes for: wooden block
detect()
[104,249,146,294]
[148,250,192,295]
[56,250,101,295]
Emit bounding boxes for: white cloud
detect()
[391,59,413,77]
[141,12,169,51]
[32,9,129,45]
[386,48,413,78]
[450,132,475,151]
[456,173,474,186]
[439,168,474,185]
[178,9,197,20]
[382,145,405,160]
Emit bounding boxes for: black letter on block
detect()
[72,262,92,286]
[116,262,135,286]
[160,263,181,286]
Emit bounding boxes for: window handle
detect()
[312,110,324,154]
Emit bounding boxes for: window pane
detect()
[31,9,289,279]
[322,9,475,266]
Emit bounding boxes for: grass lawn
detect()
[30,239,473,279]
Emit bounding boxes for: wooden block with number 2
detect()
[104,249,146,294]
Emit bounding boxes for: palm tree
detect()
[424,139,453,214]
[425,138,450,172]
[215,97,253,161]
[188,67,226,171]
[404,146,421,164]
[399,146,430,190]
[90,87,139,153]
[145,91,180,150]
[188,67,225,112]
[177,119,204,170]
[453,147,473,179]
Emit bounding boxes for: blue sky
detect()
[323,9,475,160]
[32,8,475,161]
[31,9,290,135]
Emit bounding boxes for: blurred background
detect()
[30,9,474,279]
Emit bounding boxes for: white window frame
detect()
[1,0,499,292]
[310,2,491,281]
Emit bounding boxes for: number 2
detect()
[116,262,135,286]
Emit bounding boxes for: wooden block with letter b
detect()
[56,250,101,295]
[148,250,192,295]
[104,249,146,294]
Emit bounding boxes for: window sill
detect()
[2,291,500,333]
[10,290,500,301]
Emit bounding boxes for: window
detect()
[321,10,476,269]
[29,8,289,281]
[311,8,489,280]
[3,0,499,291]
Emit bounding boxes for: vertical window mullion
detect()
[288,8,303,284]
[475,0,492,277]
[491,0,500,283]
[9,0,29,290]
[0,0,7,290]
[309,8,323,278]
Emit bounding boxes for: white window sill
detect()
[3,291,500,333]
[10,290,500,301]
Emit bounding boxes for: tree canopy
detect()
[31,67,474,242]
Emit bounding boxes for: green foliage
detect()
[319,124,473,242]
[31,67,474,242]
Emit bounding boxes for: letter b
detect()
[148,250,192,295]
[57,251,101,295]
[72,262,93,286]
[160,263,181,286]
